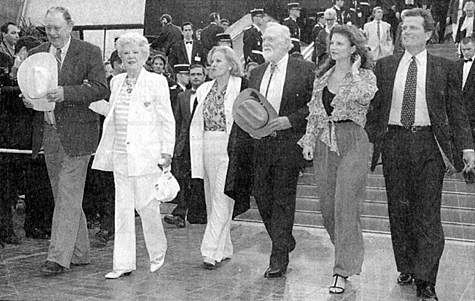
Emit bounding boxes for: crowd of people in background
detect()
[1,1,475,300]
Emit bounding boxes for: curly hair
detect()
[317,24,373,77]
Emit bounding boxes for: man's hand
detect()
[160,153,172,168]
[46,87,65,103]
[463,150,475,173]
[267,117,291,133]
[21,94,34,109]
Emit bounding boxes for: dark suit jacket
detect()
[29,37,108,158]
[200,23,225,52]
[455,15,475,43]
[243,25,265,64]
[316,29,329,67]
[366,52,474,172]
[457,59,475,130]
[167,40,208,69]
[174,89,195,158]
[151,23,183,55]
[248,57,315,166]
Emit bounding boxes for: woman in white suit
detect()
[190,46,245,269]
[91,32,175,279]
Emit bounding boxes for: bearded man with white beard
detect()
[247,23,315,278]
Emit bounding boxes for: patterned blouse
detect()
[298,67,377,154]
[203,81,227,132]
[113,82,132,153]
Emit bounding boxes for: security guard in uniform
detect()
[282,3,301,54]
[243,8,265,65]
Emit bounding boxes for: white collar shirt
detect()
[389,50,431,126]
[259,53,289,114]
[184,39,193,64]
[463,56,474,88]
[49,36,71,70]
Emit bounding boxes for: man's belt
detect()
[387,125,432,133]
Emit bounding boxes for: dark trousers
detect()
[0,154,19,239]
[254,137,300,269]
[24,155,54,234]
[83,164,115,233]
[382,127,446,285]
[172,152,206,223]
[432,6,449,43]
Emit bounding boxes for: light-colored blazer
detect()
[364,20,393,60]
[190,75,242,179]
[91,68,175,177]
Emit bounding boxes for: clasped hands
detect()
[22,87,65,108]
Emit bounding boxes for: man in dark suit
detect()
[311,12,325,63]
[243,8,265,65]
[150,14,183,55]
[200,12,225,52]
[455,1,475,43]
[248,23,315,278]
[458,36,475,183]
[24,7,108,275]
[282,3,302,54]
[164,64,207,227]
[365,8,475,300]
[168,22,207,69]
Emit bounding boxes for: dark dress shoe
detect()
[2,234,21,245]
[25,228,50,239]
[40,261,64,275]
[397,272,414,285]
[264,266,287,278]
[417,282,438,300]
[95,229,114,243]
[164,215,186,228]
[70,262,90,267]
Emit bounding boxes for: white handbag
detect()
[154,165,180,203]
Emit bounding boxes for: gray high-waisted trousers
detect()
[313,121,369,277]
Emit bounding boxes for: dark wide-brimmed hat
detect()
[232,88,278,138]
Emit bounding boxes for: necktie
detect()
[264,64,276,97]
[55,48,62,72]
[465,58,473,63]
[400,57,417,127]
[185,41,192,45]
[377,21,381,40]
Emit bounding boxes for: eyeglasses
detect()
[325,18,335,21]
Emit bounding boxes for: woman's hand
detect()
[302,145,314,161]
[159,153,172,168]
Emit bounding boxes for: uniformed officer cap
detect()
[316,11,324,18]
[216,33,232,42]
[250,8,265,17]
[174,64,190,73]
[287,3,301,10]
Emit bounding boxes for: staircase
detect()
[236,43,474,243]
[426,43,460,61]
[236,163,475,242]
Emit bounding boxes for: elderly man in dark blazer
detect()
[248,23,315,279]
[25,6,108,275]
[167,22,207,69]
[366,8,475,301]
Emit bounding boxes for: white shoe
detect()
[150,256,165,273]
[105,270,132,279]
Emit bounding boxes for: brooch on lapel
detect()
[143,101,151,107]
